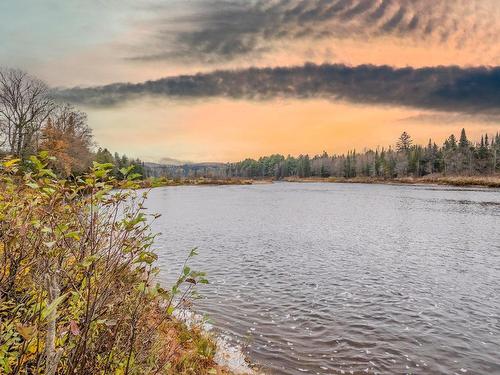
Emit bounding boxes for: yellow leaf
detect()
[16,323,35,340]
[27,340,38,354]
[3,158,20,168]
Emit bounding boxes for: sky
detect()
[1,0,499,162]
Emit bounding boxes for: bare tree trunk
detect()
[16,127,23,157]
[45,274,62,375]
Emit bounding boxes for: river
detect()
[147,182,500,375]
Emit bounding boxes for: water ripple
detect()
[149,182,500,375]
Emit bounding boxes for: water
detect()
[146,182,500,375]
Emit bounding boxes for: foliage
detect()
[40,104,94,177]
[0,154,219,374]
[95,148,147,180]
[0,68,146,181]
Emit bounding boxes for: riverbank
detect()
[137,177,255,188]
[0,157,256,375]
[117,177,274,189]
[283,174,500,188]
[136,305,241,374]
[126,175,500,190]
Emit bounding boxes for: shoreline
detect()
[134,177,262,188]
[130,175,500,189]
[123,177,273,189]
[173,309,260,375]
[282,175,500,188]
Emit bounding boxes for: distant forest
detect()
[1,69,498,182]
[154,130,500,180]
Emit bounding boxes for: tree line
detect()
[0,68,145,178]
[160,130,500,180]
[225,130,499,179]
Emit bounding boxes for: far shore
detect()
[129,175,500,189]
[131,177,257,188]
[283,175,500,188]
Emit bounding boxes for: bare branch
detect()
[0,68,55,158]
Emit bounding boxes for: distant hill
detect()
[144,160,227,178]
[158,157,191,166]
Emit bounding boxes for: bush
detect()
[0,154,214,374]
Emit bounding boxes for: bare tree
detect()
[48,103,92,144]
[0,68,55,158]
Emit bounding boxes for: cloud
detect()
[398,112,500,125]
[55,63,500,114]
[129,0,500,63]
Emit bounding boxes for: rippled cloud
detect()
[130,0,500,64]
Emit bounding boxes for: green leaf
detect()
[135,251,158,265]
[189,247,199,257]
[171,285,179,295]
[94,169,108,178]
[119,165,134,177]
[183,266,191,276]
[127,173,142,181]
[66,231,80,241]
[93,161,114,170]
[40,169,57,179]
[136,282,146,293]
[42,187,56,194]
[39,150,49,159]
[81,255,98,268]
[41,293,67,320]
[29,155,43,170]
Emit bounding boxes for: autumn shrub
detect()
[0,154,214,374]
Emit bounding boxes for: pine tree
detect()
[396,132,412,152]
[448,134,457,150]
[459,128,469,149]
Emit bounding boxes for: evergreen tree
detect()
[459,128,469,149]
[396,132,412,152]
[95,148,114,164]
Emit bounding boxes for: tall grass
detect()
[0,154,226,374]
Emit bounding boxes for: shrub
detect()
[0,154,213,374]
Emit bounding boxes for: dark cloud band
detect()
[55,63,500,113]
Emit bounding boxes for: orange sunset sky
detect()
[1,0,499,162]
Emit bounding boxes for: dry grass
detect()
[284,175,500,188]
[141,306,235,375]
[131,177,255,189]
